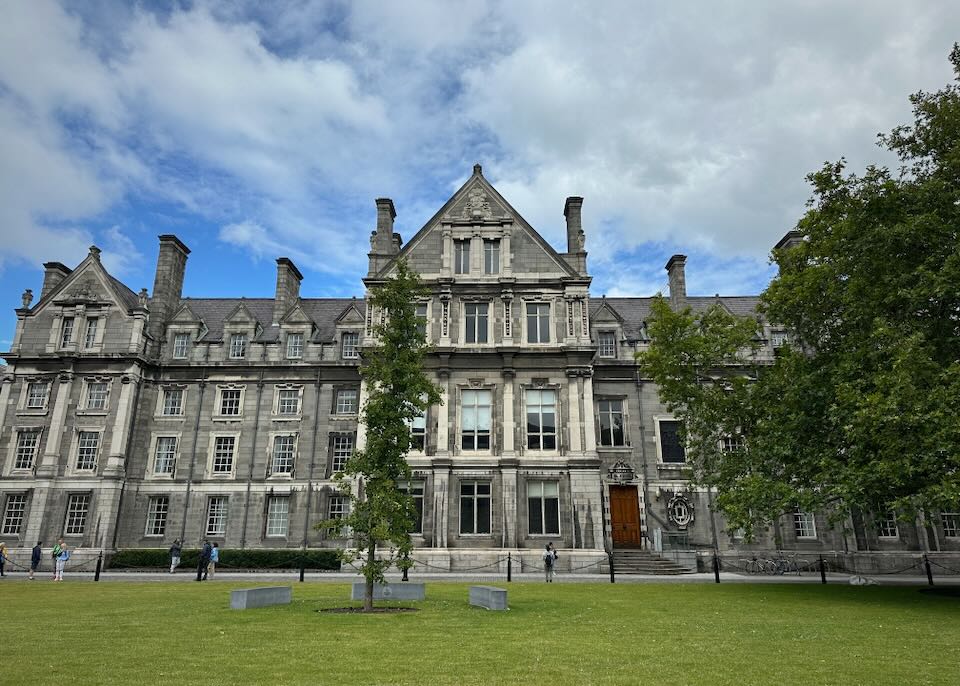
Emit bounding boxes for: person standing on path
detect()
[54,542,70,581]
[29,541,42,580]
[543,542,558,583]
[0,542,7,577]
[208,542,220,579]
[51,539,63,579]
[169,538,182,574]
[196,540,212,581]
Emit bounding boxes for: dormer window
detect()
[229,334,247,359]
[484,239,500,274]
[60,317,75,347]
[341,332,360,359]
[172,333,190,359]
[83,318,99,349]
[598,331,616,358]
[286,333,304,359]
[454,240,470,274]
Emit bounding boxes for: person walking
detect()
[196,539,212,581]
[169,538,182,574]
[54,542,70,581]
[51,539,63,580]
[207,543,220,580]
[543,542,558,583]
[0,542,7,577]
[29,541,42,580]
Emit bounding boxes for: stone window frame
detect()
[5,425,44,474]
[340,330,361,360]
[63,492,92,536]
[332,387,359,416]
[483,238,501,275]
[941,513,960,538]
[521,383,562,456]
[456,384,495,456]
[82,316,100,350]
[206,431,241,479]
[458,478,493,536]
[19,378,52,413]
[414,300,431,342]
[597,330,618,359]
[405,401,428,456]
[144,495,170,537]
[459,298,493,347]
[267,431,298,478]
[654,415,687,467]
[147,432,182,479]
[59,316,76,349]
[213,384,246,421]
[521,298,554,346]
[205,495,229,536]
[78,376,112,414]
[329,432,354,475]
[793,509,817,539]
[875,510,899,539]
[171,332,191,360]
[596,396,630,448]
[526,479,561,537]
[69,427,103,475]
[265,495,290,538]
[1,492,28,535]
[327,493,350,536]
[228,333,248,360]
[399,480,425,535]
[272,384,304,420]
[155,385,188,419]
[453,238,471,274]
[285,331,305,360]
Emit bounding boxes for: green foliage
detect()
[318,260,442,608]
[107,548,340,570]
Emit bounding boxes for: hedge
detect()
[108,548,341,571]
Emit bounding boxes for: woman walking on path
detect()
[29,541,42,580]
[54,542,70,581]
[51,539,63,580]
[208,543,220,579]
[0,542,8,577]
[169,539,182,573]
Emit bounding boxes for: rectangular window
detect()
[76,431,100,470]
[464,303,489,344]
[526,303,551,343]
[341,331,360,359]
[454,239,470,274]
[332,434,353,472]
[721,435,745,453]
[408,409,426,452]
[219,389,242,416]
[277,389,300,415]
[484,239,500,274]
[212,436,235,474]
[145,496,169,536]
[286,332,304,359]
[401,481,424,534]
[526,389,557,450]
[415,303,428,338]
[83,318,99,349]
[459,481,491,534]
[876,511,898,538]
[598,331,616,358]
[154,436,177,475]
[65,494,90,535]
[328,495,348,520]
[941,513,960,538]
[528,481,560,535]
[206,496,228,536]
[162,388,184,416]
[60,317,75,347]
[335,389,358,414]
[86,381,108,410]
[771,331,789,348]
[794,510,817,539]
[461,389,491,451]
[598,399,625,447]
[2,494,27,535]
[172,333,190,359]
[15,430,40,470]
[659,420,686,463]
[26,382,49,409]
[266,496,289,537]
[271,435,296,475]
[229,334,247,359]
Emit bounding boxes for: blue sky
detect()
[2,1,959,354]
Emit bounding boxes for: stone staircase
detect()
[613,549,692,575]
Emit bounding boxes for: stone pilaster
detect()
[435,372,450,456]
[567,371,582,453]
[502,370,515,455]
[36,372,73,478]
[582,371,597,452]
[104,373,139,477]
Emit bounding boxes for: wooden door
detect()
[610,486,641,547]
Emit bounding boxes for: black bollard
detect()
[608,550,616,584]
[402,552,409,582]
[507,552,512,583]
[94,550,103,582]
[712,554,720,584]
[299,558,305,583]
[819,555,827,584]
[923,554,934,586]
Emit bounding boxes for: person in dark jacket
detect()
[29,541,42,580]
[169,538,182,574]
[196,540,212,581]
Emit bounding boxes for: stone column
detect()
[501,460,518,548]
[567,371,582,453]
[0,375,13,444]
[355,380,369,451]
[582,372,597,452]
[471,231,483,274]
[436,372,450,456]
[501,225,513,275]
[104,373,139,477]
[441,228,453,278]
[432,460,451,548]
[37,372,73,478]
[502,371,515,455]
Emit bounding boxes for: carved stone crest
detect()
[667,493,695,528]
[461,187,493,219]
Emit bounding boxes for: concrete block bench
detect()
[351,582,425,601]
[230,586,292,610]
[469,585,508,610]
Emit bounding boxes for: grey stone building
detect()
[1,165,957,572]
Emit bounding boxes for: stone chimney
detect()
[367,198,401,275]
[273,257,303,324]
[562,196,587,275]
[41,262,72,300]
[665,254,687,310]
[148,235,190,341]
[774,230,804,251]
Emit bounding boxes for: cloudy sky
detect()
[1,0,958,351]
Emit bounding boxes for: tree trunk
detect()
[364,542,376,612]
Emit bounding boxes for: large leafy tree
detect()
[641,46,960,536]
[323,261,441,611]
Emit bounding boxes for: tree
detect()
[321,261,441,611]
[639,46,960,537]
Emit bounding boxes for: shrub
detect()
[108,548,341,571]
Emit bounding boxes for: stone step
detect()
[613,550,692,575]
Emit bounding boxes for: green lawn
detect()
[2,582,957,685]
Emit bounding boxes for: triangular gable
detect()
[377,167,580,279]
[279,302,315,328]
[170,303,202,324]
[335,303,365,325]
[223,302,260,326]
[31,251,139,317]
[592,300,625,324]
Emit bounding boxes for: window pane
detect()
[476,494,491,534]
[2,495,27,535]
[660,421,686,462]
[528,496,543,534]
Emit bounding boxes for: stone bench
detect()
[230,586,292,610]
[469,585,508,611]
[351,582,425,601]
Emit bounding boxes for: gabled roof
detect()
[590,296,763,340]
[29,249,142,316]
[181,298,357,343]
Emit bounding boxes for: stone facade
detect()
[1,165,958,571]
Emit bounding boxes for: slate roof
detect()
[590,296,762,340]
[180,298,361,343]
[108,275,141,311]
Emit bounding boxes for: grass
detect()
[2,581,958,685]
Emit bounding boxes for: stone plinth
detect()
[469,585,508,610]
[351,582,425,601]
[230,586,292,610]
